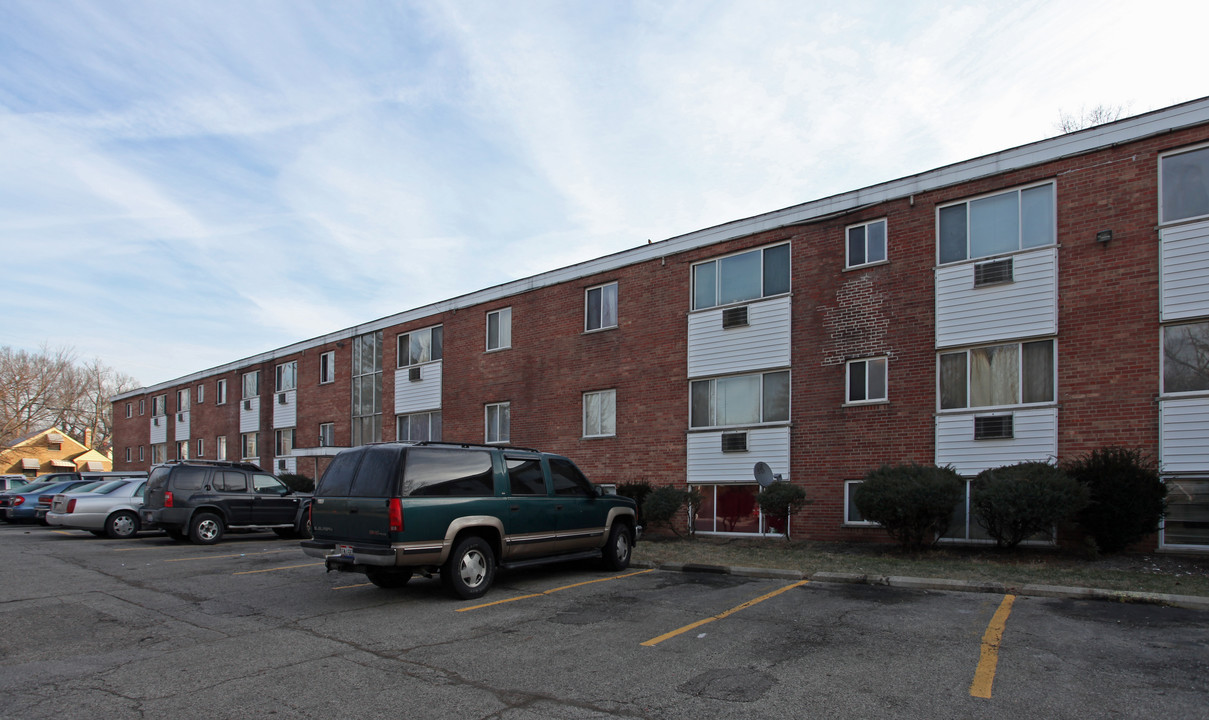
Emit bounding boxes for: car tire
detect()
[106,511,140,539]
[366,567,413,588]
[442,535,496,600]
[164,527,188,542]
[189,513,224,545]
[601,522,633,571]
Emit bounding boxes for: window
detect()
[586,282,618,331]
[1161,145,1209,224]
[397,411,442,442]
[216,471,246,492]
[1164,321,1209,393]
[846,358,888,404]
[1163,478,1209,547]
[216,436,227,461]
[550,458,594,497]
[216,379,227,405]
[691,484,764,534]
[275,428,296,456]
[319,423,335,447]
[151,444,166,464]
[241,432,258,460]
[485,402,510,444]
[690,371,790,428]
[276,361,297,392]
[487,308,512,351]
[506,456,546,495]
[151,395,167,417]
[402,448,494,497]
[843,481,877,525]
[397,326,444,367]
[320,351,335,384]
[351,331,383,445]
[175,441,188,461]
[242,371,259,399]
[125,403,132,419]
[583,389,616,437]
[939,340,1054,409]
[195,438,205,458]
[125,447,131,463]
[846,219,887,268]
[692,243,790,310]
[938,183,1054,264]
[176,388,190,413]
[196,384,204,404]
[139,398,145,415]
[139,446,145,462]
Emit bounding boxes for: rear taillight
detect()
[12,496,24,507]
[164,491,174,508]
[66,499,77,513]
[388,498,403,533]
[38,495,52,507]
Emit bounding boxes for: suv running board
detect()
[499,549,602,571]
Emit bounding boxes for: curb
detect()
[631,560,1209,611]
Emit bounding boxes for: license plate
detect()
[336,544,354,558]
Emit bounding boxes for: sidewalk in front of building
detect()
[631,559,1209,612]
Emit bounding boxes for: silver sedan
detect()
[46,479,149,539]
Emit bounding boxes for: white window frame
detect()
[845,357,888,405]
[485,402,510,444]
[151,444,166,464]
[845,218,888,269]
[397,325,444,368]
[1162,321,1209,395]
[843,480,878,526]
[318,423,335,448]
[938,339,1056,411]
[242,371,259,399]
[583,389,617,438]
[691,242,791,311]
[216,379,227,405]
[216,436,227,461]
[585,282,619,332]
[320,351,335,384]
[139,398,145,415]
[176,388,190,413]
[1159,142,1209,225]
[138,446,145,462]
[690,370,791,429]
[124,447,131,463]
[176,440,188,461]
[125,403,132,419]
[151,395,167,417]
[195,438,205,458]
[937,182,1055,265]
[276,361,297,393]
[486,308,512,351]
[275,428,296,456]
[241,432,258,460]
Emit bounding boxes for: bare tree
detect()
[1057,104,1127,134]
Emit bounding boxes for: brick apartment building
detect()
[112,97,1209,551]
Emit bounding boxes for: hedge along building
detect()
[111,97,1209,552]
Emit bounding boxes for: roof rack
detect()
[154,459,264,472]
[411,441,544,453]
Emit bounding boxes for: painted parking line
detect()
[970,594,1016,699]
[333,582,374,590]
[641,580,809,647]
[457,569,655,612]
[233,562,325,575]
[164,549,300,562]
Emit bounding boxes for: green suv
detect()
[300,442,638,599]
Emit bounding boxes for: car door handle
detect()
[555,505,563,511]
[349,507,359,514]
[510,505,520,512]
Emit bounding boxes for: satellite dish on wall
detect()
[753,461,783,488]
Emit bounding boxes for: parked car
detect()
[0,479,97,523]
[140,460,311,544]
[45,478,150,538]
[0,475,29,492]
[301,442,638,599]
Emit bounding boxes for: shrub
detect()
[278,473,315,493]
[1063,447,1166,554]
[853,464,964,549]
[642,486,699,538]
[971,461,1088,548]
[755,482,809,537]
[617,481,654,526]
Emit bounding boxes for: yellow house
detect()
[0,427,112,477]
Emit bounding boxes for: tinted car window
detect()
[92,481,128,494]
[315,448,363,497]
[506,457,546,496]
[252,474,286,494]
[550,458,593,497]
[403,449,494,497]
[173,466,208,491]
[147,467,171,491]
[217,472,247,492]
[349,446,401,497]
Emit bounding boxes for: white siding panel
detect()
[1160,397,1209,473]
[688,296,792,378]
[395,362,443,414]
[935,407,1058,475]
[1161,220,1209,321]
[174,412,190,442]
[149,416,167,445]
[239,397,260,433]
[936,249,1057,348]
[275,457,297,475]
[687,427,790,483]
[273,390,297,429]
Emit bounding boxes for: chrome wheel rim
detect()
[459,549,488,588]
[197,519,219,541]
[615,531,631,563]
[112,515,135,537]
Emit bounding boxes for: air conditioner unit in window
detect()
[243,399,252,411]
[721,306,749,329]
[278,459,287,471]
[409,367,422,382]
[177,413,185,422]
[277,392,287,405]
[721,432,749,453]
[973,258,1013,287]
[974,414,1014,440]
[152,417,160,427]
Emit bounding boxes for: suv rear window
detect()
[349,446,401,497]
[402,449,494,497]
[315,449,363,497]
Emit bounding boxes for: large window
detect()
[397,411,442,442]
[938,183,1054,264]
[241,432,258,460]
[692,243,790,310]
[151,444,166,464]
[151,395,167,417]
[176,441,188,461]
[242,371,259,399]
[318,423,335,448]
[846,219,887,268]
[690,371,790,428]
[176,388,190,413]
[692,484,762,534]
[583,389,616,438]
[276,361,297,392]
[320,351,335,384]
[846,358,888,404]
[351,331,382,446]
[586,282,618,331]
[398,326,443,367]
[485,402,510,444]
[275,428,296,456]
[487,308,512,351]
[939,340,1054,409]
[1164,321,1209,393]
[1161,145,1209,224]
[216,436,227,461]
[843,481,877,526]
[1163,478,1209,547]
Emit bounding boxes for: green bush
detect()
[642,486,699,538]
[853,464,964,549]
[1063,447,1166,554]
[972,461,1088,548]
[616,481,653,526]
[278,473,315,493]
[755,482,809,537]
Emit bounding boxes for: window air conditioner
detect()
[974,415,1014,440]
[409,367,422,382]
[243,400,252,411]
[722,306,749,329]
[721,432,749,453]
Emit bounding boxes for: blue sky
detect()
[2,0,1206,387]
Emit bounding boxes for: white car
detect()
[46,478,149,539]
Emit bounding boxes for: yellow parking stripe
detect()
[641,580,809,647]
[333,582,374,590]
[970,594,1016,699]
[233,562,325,575]
[165,549,299,562]
[457,569,655,611]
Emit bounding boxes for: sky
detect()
[2,0,1207,389]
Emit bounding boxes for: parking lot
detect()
[1,523,1207,719]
